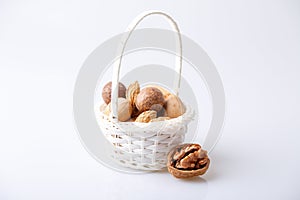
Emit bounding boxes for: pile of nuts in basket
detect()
[100,81,186,122]
[99,81,211,179]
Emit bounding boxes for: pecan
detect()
[167,143,210,178]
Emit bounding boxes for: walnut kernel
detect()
[167,143,210,178]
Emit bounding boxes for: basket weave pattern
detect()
[95,104,194,170]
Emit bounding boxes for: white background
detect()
[1,0,300,199]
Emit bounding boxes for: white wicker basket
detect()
[95,11,195,171]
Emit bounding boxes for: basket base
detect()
[110,147,170,171]
[95,104,195,171]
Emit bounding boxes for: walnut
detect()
[102,81,126,104]
[165,94,185,118]
[126,81,140,107]
[135,110,157,123]
[167,144,210,178]
[135,87,164,112]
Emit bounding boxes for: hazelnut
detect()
[104,98,132,122]
[145,84,171,99]
[102,81,126,104]
[167,143,210,178]
[135,87,164,112]
[165,94,185,118]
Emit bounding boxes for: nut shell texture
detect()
[103,98,132,122]
[167,143,210,178]
[165,94,185,118]
[135,87,164,112]
[126,81,140,107]
[145,84,171,99]
[135,110,157,123]
[102,82,126,104]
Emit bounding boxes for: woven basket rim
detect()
[95,101,194,125]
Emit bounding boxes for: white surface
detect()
[1,0,300,199]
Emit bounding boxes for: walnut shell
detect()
[165,94,185,118]
[167,143,210,179]
[135,110,157,123]
[102,82,126,104]
[126,81,140,107]
[135,87,164,112]
[104,98,132,122]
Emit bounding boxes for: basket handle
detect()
[111,10,183,121]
